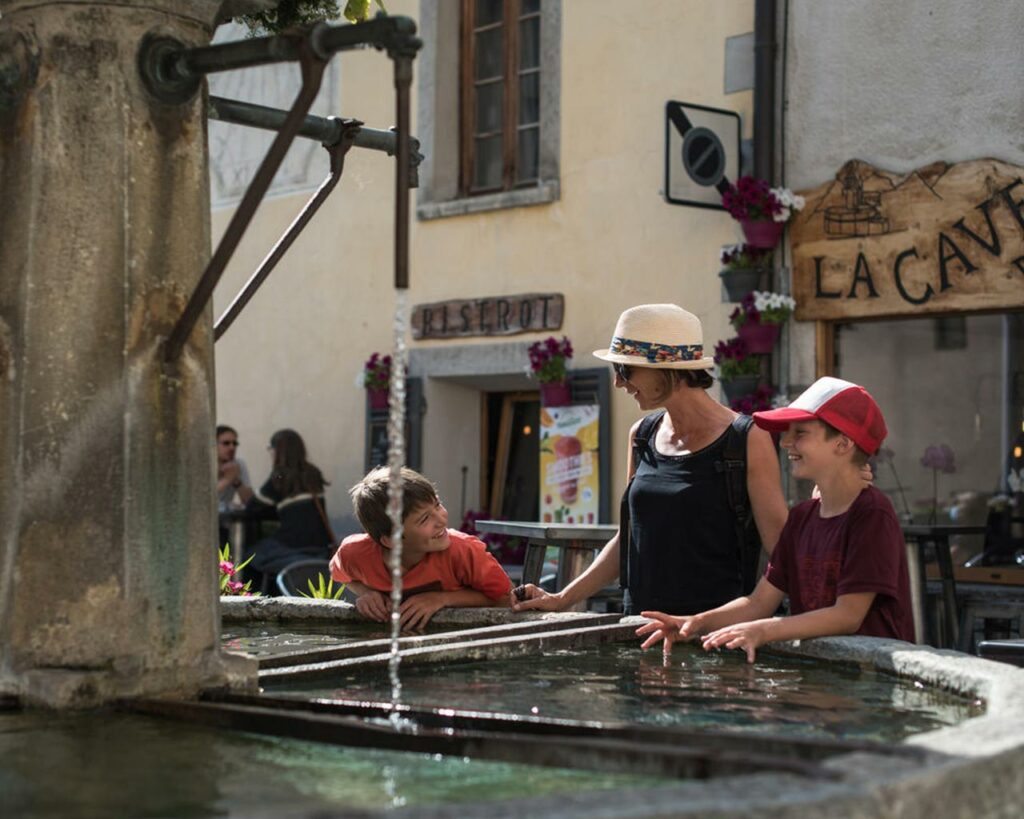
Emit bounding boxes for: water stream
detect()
[385,290,409,728]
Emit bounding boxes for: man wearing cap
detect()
[637,377,914,663]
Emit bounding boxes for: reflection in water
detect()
[220,621,446,658]
[2,711,667,816]
[269,643,982,742]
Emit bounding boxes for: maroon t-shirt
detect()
[766,486,915,642]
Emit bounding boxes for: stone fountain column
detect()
[0,0,255,706]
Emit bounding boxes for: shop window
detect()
[416,0,561,219]
[834,312,1023,565]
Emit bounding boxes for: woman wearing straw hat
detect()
[513,304,789,617]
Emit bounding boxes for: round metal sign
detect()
[681,126,726,187]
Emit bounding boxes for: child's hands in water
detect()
[355,590,390,622]
[700,619,772,664]
[398,592,446,632]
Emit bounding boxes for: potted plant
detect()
[528,336,574,407]
[713,337,761,402]
[729,290,796,354]
[728,383,776,414]
[719,243,770,302]
[721,176,805,249]
[363,352,392,410]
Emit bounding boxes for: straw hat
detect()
[592,304,714,371]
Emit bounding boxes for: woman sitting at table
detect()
[246,428,334,594]
[514,304,789,616]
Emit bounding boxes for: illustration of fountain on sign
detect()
[3,5,1024,817]
[824,161,892,237]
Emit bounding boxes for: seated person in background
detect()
[216,424,253,510]
[637,377,914,663]
[246,429,334,593]
[331,466,512,630]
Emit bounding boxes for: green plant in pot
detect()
[719,243,770,302]
[714,337,761,402]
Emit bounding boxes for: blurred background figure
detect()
[246,429,334,594]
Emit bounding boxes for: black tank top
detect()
[623,412,748,615]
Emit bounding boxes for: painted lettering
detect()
[847,253,880,299]
[519,299,533,328]
[999,178,1024,233]
[460,304,472,332]
[936,232,978,291]
[953,197,1002,258]
[539,295,555,327]
[440,304,449,334]
[421,307,434,337]
[1013,255,1024,276]
[813,256,842,298]
[892,247,933,305]
[496,299,511,331]
[477,300,492,333]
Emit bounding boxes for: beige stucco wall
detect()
[212,0,755,526]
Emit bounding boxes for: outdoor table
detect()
[902,524,986,648]
[475,521,617,611]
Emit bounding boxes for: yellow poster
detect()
[539,405,600,524]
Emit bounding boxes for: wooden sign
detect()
[790,159,1024,321]
[411,293,563,340]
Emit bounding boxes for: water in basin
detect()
[221,621,447,659]
[1,709,669,816]
[264,642,983,742]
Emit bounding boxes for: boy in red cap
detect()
[637,377,914,662]
[331,466,511,631]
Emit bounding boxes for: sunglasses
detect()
[613,362,633,381]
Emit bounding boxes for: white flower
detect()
[1009,468,1023,494]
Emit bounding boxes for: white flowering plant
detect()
[722,176,806,223]
[729,290,797,330]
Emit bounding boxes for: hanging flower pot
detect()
[719,267,765,302]
[540,381,571,407]
[367,387,389,410]
[737,321,781,354]
[720,375,761,403]
[740,218,785,249]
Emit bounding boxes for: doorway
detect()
[482,391,540,521]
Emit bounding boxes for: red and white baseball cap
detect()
[752,377,888,455]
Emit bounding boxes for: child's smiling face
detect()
[780,420,839,480]
[396,498,451,555]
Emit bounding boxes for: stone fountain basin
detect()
[220,598,1024,818]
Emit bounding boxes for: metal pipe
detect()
[163,38,328,363]
[753,0,777,184]
[213,123,360,343]
[393,54,412,290]
[207,96,423,186]
[165,15,419,82]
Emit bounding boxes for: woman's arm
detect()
[745,425,788,554]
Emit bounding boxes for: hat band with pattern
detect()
[610,336,705,364]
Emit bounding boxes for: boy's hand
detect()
[510,584,565,613]
[398,592,446,632]
[636,611,701,653]
[859,462,874,487]
[700,619,773,664]
[355,590,390,622]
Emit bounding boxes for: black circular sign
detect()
[681,127,726,187]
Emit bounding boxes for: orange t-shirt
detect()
[329,529,512,601]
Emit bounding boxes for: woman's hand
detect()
[636,611,702,653]
[510,584,566,613]
[354,590,390,622]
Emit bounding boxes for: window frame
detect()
[459,0,542,197]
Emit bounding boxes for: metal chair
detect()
[275,559,335,597]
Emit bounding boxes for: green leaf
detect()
[343,0,371,23]
[235,553,255,573]
[307,578,318,596]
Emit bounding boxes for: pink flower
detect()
[226,580,244,592]
[219,561,235,575]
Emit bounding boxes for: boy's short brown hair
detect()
[820,420,870,466]
[350,466,439,543]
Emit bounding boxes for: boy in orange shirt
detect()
[330,466,512,630]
